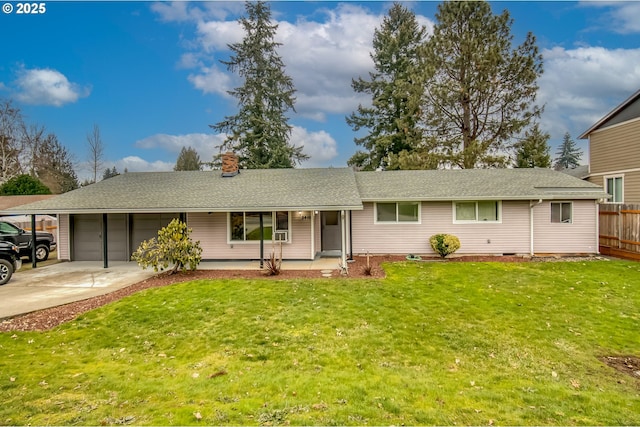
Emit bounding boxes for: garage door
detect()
[72,214,102,261]
[72,214,129,261]
[131,213,179,253]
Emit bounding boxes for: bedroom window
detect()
[605,176,623,203]
[551,202,572,224]
[375,202,420,223]
[454,201,500,223]
[229,211,290,242]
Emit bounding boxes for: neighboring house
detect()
[579,88,640,204]
[1,157,606,265]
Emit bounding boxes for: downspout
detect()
[595,199,601,255]
[530,199,543,256]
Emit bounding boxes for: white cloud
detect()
[187,66,233,97]
[581,2,640,34]
[176,3,434,120]
[292,126,338,167]
[14,67,90,107]
[538,46,640,141]
[135,132,226,162]
[116,156,174,173]
[151,1,243,23]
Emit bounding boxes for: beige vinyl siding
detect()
[588,171,640,204]
[351,201,531,256]
[58,214,70,260]
[188,212,314,260]
[533,200,597,254]
[589,118,640,174]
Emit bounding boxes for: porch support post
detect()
[31,214,37,268]
[102,213,108,268]
[259,213,264,269]
[348,210,353,260]
[310,210,315,260]
[340,210,347,270]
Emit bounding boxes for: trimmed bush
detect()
[429,234,461,258]
[132,218,202,274]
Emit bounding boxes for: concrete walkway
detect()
[0,257,343,319]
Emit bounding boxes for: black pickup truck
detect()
[0,221,56,262]
[0,241,21,285]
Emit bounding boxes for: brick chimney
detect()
[221,152,239,177]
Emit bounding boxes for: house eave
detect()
[1,204,365,216]
[579,88,640,139]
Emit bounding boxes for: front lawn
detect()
[1,260,639,425]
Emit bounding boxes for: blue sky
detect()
[2,1,640,180]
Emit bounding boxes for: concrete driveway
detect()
[0,262,156,319]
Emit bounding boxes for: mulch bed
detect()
[0,255,600,332]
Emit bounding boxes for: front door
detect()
[321,211,341,251]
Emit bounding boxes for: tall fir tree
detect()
[346,3,427,171]
[211,1,307,169]
[554,132,583,170]
[174,146,202,171]
[514,124,551,168]
[421,1,543,169]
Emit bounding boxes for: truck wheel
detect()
[0,259,14,285]
[35,244,49,262]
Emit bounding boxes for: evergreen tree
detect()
[174,146,202,171]
[0,174,51,195]
[102,166,119,180]
[346,3,427,171]
[210,1,307,169]
[554,132,583,170]
[421,1,543,169]
[514,124,551,168]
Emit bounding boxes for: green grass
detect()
[1,260,639,425]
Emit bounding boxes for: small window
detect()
[605,176,623,203]
[551,202,572,224]
[454,201,500,223]
[375,202,420,223]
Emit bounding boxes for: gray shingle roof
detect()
[4,168,363,214]
[355,168,606,201]
[3,167,607,215]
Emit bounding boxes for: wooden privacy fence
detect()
[599,204,640,260]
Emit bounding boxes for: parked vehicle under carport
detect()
[0,241,22,285]
[0,221,56,262]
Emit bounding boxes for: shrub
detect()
[362,252,373,276]
[264,242,282,276]
[131,218,202,274]
[429,234,461,258]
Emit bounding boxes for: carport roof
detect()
[4,168,364,214]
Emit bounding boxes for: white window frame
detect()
[374,202,421,224]
[604,175,624,204]
[453,201,502,224]
[227,211,291,244]
[550,202,573,224]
